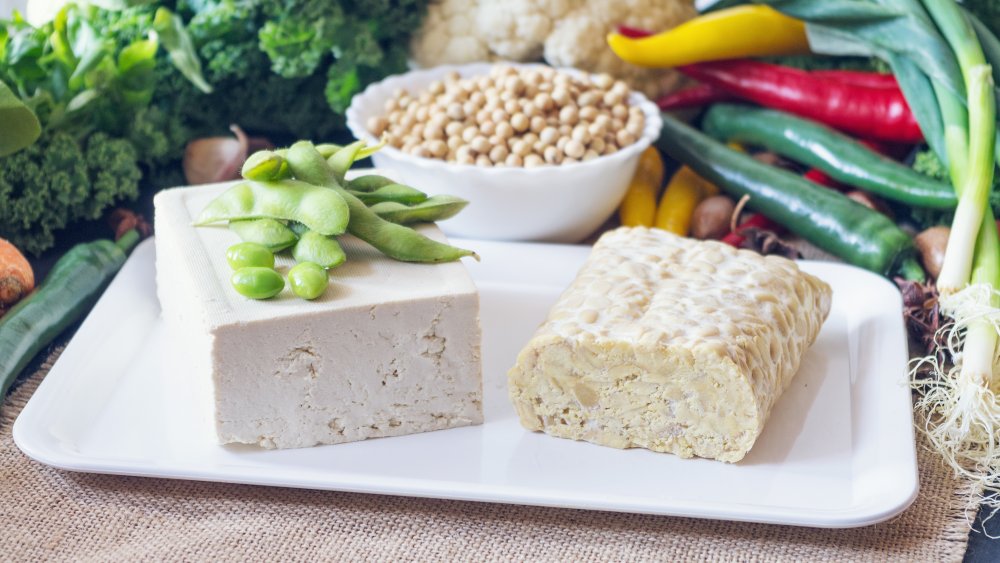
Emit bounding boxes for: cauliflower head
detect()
[410,0,492,66]
[544,0,697,99]
[410,0,695,99]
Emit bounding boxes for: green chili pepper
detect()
[195,180,349,236]
[292,231,347,269]
[701,104,957,209]
[285,141,478,263]
[370,195,469,225]
[657,113,923,279]
[0,231,140,401]
[228,218,298,252]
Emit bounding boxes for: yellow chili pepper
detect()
[619,147,666,227]
[655,166,718,236]
[607,5,810,69]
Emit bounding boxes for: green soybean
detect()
[231,267,284,299]
[349,183,428,205]
[195,180,349,236]
[288,262,329,300]
[370,195,469,225]
[229,218,298,252]
[242,150,289,182]
[287,221,309,237]
[226,242,275,270]
[286,141,478,263]
[292,231,347,269]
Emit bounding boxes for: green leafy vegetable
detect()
[0,131,141,255]
[0,79,39,156]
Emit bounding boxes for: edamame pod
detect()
[195,180,349,236]
[349,183,428,205]
[229,218,298,251]
[370,195,469,225]
[231,267,284,299]
[327,140,365,183]
[242,150,289,182]
[292,231,347,269]
[286,141,478,263]
[347,175,396,192]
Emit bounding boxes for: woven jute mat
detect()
[0,347,978,562]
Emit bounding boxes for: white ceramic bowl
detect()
[346,63,663,243]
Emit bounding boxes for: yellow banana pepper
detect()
[619,147,666,227]
[655,166,718,236]
[607,5,810,69]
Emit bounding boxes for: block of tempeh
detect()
[507,227,832,462]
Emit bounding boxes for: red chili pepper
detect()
[803,168,840,188]
[810,70,898,89]
[656,83,734,110]
[678,60,924,143]
[617,25,653,39]
[722,213,780,247]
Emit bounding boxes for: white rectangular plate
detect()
[13,238,918,528]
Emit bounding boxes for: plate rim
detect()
[12,237,919,528]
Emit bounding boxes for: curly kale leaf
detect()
[906,148,1000,229]
[0,131,141,255]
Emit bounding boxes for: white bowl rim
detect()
[345,62,664,177]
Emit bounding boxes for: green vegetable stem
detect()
[0,230,140,402]
[701,104,958,209]
[195,180,349,236]
[657,112,923,279]
[285,141,478,263]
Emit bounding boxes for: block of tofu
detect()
[154,183,482,449]
[507,227,832,462]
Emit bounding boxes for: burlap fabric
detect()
[0,347,977,562]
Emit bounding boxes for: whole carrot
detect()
[0,238,33,312]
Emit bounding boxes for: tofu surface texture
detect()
[507,227,832,462]
[154,183,483,449]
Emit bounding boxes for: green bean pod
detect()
[195,180,349,236]
[349,183,428,206]
[370,195,469,225]
[292,231,347,269]
[229,218,298,252]
[657,113,922,278]
[286,141,478,263]
[702,104,957,209]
